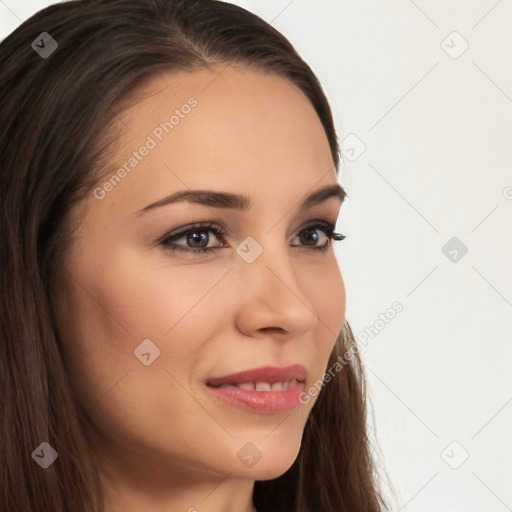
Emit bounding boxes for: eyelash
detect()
[159,220,346,256]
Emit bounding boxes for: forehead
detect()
[91,66,335,214]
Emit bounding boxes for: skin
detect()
[52,66,346,512]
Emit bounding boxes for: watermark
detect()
[503,186,512,200]
[354,301,404,346]
[441,236,468,263]
[31,441,58,469]
[440,441,469,469]
[93,97,198,200]
[151,97,198,141]
[299,301,403,405]
[133,338,161,366]
[237,442,262,468]
[236,236,263,263]
[31,32,58,58]
[440,31,469,60]
[340,133,366,162]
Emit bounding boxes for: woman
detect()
[0,0,390,510]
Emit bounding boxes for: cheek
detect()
[303,259,346,381]
[55,256,235,452]
[309,259,346,340]
[57,254,232,398]
[79,253,230,341]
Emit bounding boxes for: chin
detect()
[229,436,302,481]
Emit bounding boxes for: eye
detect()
[160,221,227,255]
[290,220,345,252]
[159,220,346,256]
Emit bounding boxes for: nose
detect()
[233,244,318,338]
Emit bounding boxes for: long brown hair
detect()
[0,1,390,510]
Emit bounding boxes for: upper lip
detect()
[207,364,307,387]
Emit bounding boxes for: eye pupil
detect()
[300,229,319,246]
[187,231,208,247]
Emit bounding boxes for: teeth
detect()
[215,379,301,391]
[237,382,255,390]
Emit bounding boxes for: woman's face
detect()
[53,66,346,502]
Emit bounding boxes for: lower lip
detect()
[206,383,305,414]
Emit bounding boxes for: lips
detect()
[205,364,307,414]
[206,364,307,388]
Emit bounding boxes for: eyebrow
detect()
[135,183,346,216]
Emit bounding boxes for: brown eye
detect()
[299,227,321,246]
[290,221,342,251]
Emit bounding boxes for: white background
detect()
[2,1,511,510]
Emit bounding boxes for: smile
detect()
[206,365,307,414]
